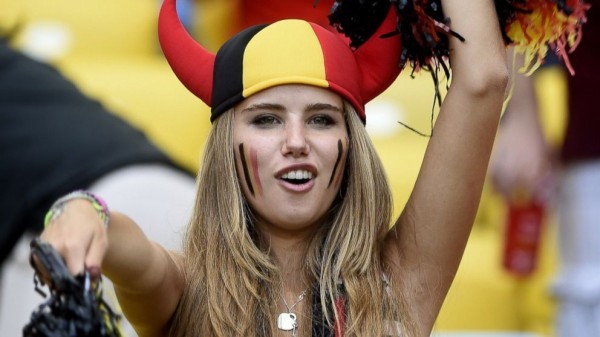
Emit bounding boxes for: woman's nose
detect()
[281,122,309,157]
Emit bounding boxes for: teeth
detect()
[281,170,313,180]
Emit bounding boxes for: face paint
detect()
[328,139,345,189]
[249,147,262,195]
[238,143,255,196]
[238,143,262,197]
[232,85,349,230]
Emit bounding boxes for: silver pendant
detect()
[277,312,297,331]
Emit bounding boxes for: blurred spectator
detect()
[0,37,196,336]
[490,5,600,336]
[230,0,334,32]
[194,0,335,46]
[176,0,197,32]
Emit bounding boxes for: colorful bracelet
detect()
[43,190,110,228]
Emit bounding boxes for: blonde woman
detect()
[37,0,508,336]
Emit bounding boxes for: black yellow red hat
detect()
[158,0,402,123]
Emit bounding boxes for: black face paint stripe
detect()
[239,143,255,196]
[328,139,344,188]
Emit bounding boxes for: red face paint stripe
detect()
[328,139,344,188]
[238,143,255,196]
[334,297,346,337]
[333,139,347,188]
[250,148,262,196]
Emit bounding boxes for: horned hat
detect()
[158,0,402,123]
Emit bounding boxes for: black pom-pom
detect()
[24,238,121,337]
[328,0,391,49]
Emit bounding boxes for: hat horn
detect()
[354,6,402,103]
[158,0,215,105]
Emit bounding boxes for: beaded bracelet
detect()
[44,190,110,228]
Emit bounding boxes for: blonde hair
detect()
[171,102,416,337]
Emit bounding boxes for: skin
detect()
[382,1,508,331]
[327,139,345,189]
[233,85,349,320]
[39,1,508,336]
[238,143,259,196]
[233,84,348,238]
[490,51,554,201]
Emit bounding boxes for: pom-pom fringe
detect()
[328,0,590,135]
[329,0,590,76]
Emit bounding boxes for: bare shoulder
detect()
[167,250,185,273]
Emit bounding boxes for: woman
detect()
[37,0,508,336]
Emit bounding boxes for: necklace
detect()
[277,289,307,336]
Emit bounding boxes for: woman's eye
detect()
[252,115,280,126]
[309,115,334,126]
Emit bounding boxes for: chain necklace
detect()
[277,289,307,337]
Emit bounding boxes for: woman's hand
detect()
[40,199,108,278]
[36,196,185,334]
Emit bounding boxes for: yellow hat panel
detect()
[242,20,329,98]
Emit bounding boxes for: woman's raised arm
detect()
[383,0,508,332]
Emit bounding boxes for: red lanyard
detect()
[334,297,345,337]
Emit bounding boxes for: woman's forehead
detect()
[236,84,344,111]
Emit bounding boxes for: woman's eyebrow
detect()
[241,103,285,113]
[305,103,343,113]
[241,102,343,114]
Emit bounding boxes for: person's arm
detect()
[383,0,508,333]
[40,199,184,337]
[490,51,553,200]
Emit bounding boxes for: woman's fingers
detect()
[85,228,109,278]
[39,199,108,276]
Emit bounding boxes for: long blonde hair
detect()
[171,102,416,337]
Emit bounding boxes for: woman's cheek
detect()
[237,143,263,197]
[328,138,348,190]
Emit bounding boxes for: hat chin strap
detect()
[158,0,215,106]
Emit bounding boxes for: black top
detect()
[0,39,191,263]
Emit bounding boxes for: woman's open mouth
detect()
[280,169,313,185]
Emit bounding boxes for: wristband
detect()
[44,190,110,228]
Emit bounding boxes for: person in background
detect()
[230,0,334,32]
[0,37,196,336]
[191,0,335,50]
[490,5,600,336]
